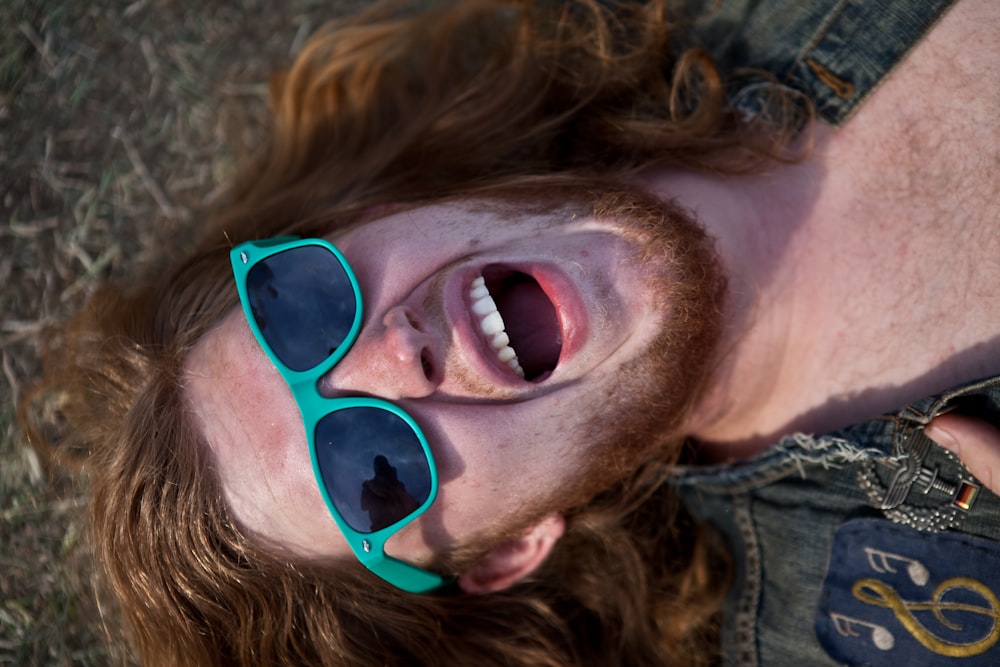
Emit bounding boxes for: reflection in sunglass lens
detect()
[246,246,358,372]
[314,408,432,534]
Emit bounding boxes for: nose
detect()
[321,305,440,400]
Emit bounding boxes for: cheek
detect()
[236,441,352,558]
[415,395,584,488]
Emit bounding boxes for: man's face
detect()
[184,185,724,572]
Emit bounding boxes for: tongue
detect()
[493,277,562,381]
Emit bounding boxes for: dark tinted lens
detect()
[314,407,432,534]
[246,246,357,372]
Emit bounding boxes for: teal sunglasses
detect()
[230,237,446,593]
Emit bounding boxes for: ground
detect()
[0,1,368,663]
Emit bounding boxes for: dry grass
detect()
[1,1,370,664]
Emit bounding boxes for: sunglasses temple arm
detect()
[362,551,450,594]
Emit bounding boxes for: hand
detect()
[925,413,999,495]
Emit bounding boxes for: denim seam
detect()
[672,434,884,494]
[783,0,849,80]
[733,493,761,667]
[917,376,1000,423]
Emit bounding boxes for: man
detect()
[22,0,1000,665]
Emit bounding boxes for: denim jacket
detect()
[676,0,957,126]
[672,376,1000,666]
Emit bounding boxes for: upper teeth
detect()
[469,276,524,377]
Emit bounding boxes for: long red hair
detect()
[20,1,803,664]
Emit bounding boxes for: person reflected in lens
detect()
[361,454,421,532]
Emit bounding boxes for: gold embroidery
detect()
[853,578,1000,657]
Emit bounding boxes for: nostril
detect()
[420,349,433,380]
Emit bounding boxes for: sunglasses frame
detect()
[230,236,446,593]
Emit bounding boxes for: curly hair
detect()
[20,1,802,664]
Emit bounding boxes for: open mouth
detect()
[468,266,563,382]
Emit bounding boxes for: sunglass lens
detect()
[314,407,432,534]
[245,246,358,372]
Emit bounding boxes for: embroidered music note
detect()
[853,578,1000,657]
[831,612,896,650]
[864,547,930,586]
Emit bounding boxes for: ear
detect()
[457,513,566,594]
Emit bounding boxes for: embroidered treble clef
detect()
[852,578,1000,657]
